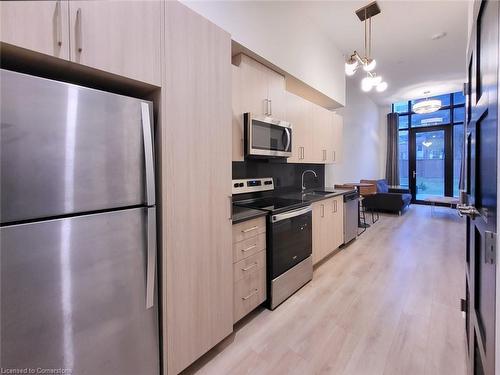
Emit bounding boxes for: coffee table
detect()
[424,196,459,216]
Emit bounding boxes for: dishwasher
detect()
[343,190,359,244]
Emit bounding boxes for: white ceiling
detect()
[292,0,469,106]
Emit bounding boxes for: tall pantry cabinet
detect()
[162,2,234,374]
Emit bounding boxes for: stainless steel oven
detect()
[244,113,292,158]
[269,206,312,309]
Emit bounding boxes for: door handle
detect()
[141,102,156,206]
[242,226,258,233]
[75,8,83,53]
[242,289,259,300]
[145,207,157,309]
[55,0,63,47]
[412,170,416,179]
[457,204,480,220]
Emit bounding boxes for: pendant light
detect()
[344,1,387,93]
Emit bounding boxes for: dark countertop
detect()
[232,205,268,224]
[232,187,357,224]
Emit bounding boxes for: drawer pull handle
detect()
[242,263,258,271]
[242,289,259,300]
[242,226,258,233]
[242,245,256,252]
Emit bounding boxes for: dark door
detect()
[409,127,451,202]
[462,1,498,374]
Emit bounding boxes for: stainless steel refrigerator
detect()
[0,69,159,374]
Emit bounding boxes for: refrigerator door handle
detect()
[141,102,156,206]
[146,207,157,309]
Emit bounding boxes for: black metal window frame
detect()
[392,93,465,201]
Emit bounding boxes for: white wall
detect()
[325,79,388,186]
[181,0,346,106]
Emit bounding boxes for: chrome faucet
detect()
[301,170,318,193]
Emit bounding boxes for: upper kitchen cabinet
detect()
[332,113,343,164]
[312,104,333,164]
[285,91,313,163]
[233,54,286,119]
[232,64,244,161]
[0,1,70,59]
[68,1,162,86]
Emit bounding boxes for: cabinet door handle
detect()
[228,196,233,221]
[264,99,269,116]
[242,226,258,233]
[242,289,259,300]
[322,149,326,161]
[321,204,325,218]
[242,262,258,271]
[55,0,63,47]
[333,150,336,162]
[301,146,305,160]
[242,244,257,252]
[269,99,272,116]
[76,8,83,53]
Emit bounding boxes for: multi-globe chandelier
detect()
[344,1,387,93]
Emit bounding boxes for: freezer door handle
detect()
[141,102,156,206]
[146,207,157,309]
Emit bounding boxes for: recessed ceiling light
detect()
[431,32,447,40]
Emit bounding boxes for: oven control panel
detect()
[232,178,274,195]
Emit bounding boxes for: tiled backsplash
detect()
[232,160,325,193]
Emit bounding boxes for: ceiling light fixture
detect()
[412,91,442,114]
[344,1,387,93]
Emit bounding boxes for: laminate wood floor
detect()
[183,205,467,375]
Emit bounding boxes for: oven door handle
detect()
[284,128,291,152]
[272,206,312,223]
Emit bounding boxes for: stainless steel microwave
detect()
[244,113,292,158]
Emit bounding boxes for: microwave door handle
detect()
[284,128,291,152]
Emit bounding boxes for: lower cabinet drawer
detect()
[232,216,266,243]
[233,232,266,263]
[234,267,266,323]
[233,250,266,283]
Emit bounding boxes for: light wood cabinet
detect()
[312,196,344,265]
[0,1,161,85]
[68,1,162,85]
[331,196,344,250]
[0,1,70,59]
[162,2,233,374]
[232,216,267,323]
[285,91,313,163]
[232,64,244,161]
[312,104,333,164]
[332,113,344,164]
[232,54,286,117]
[231,54,287,161]
[267,66,286,119]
